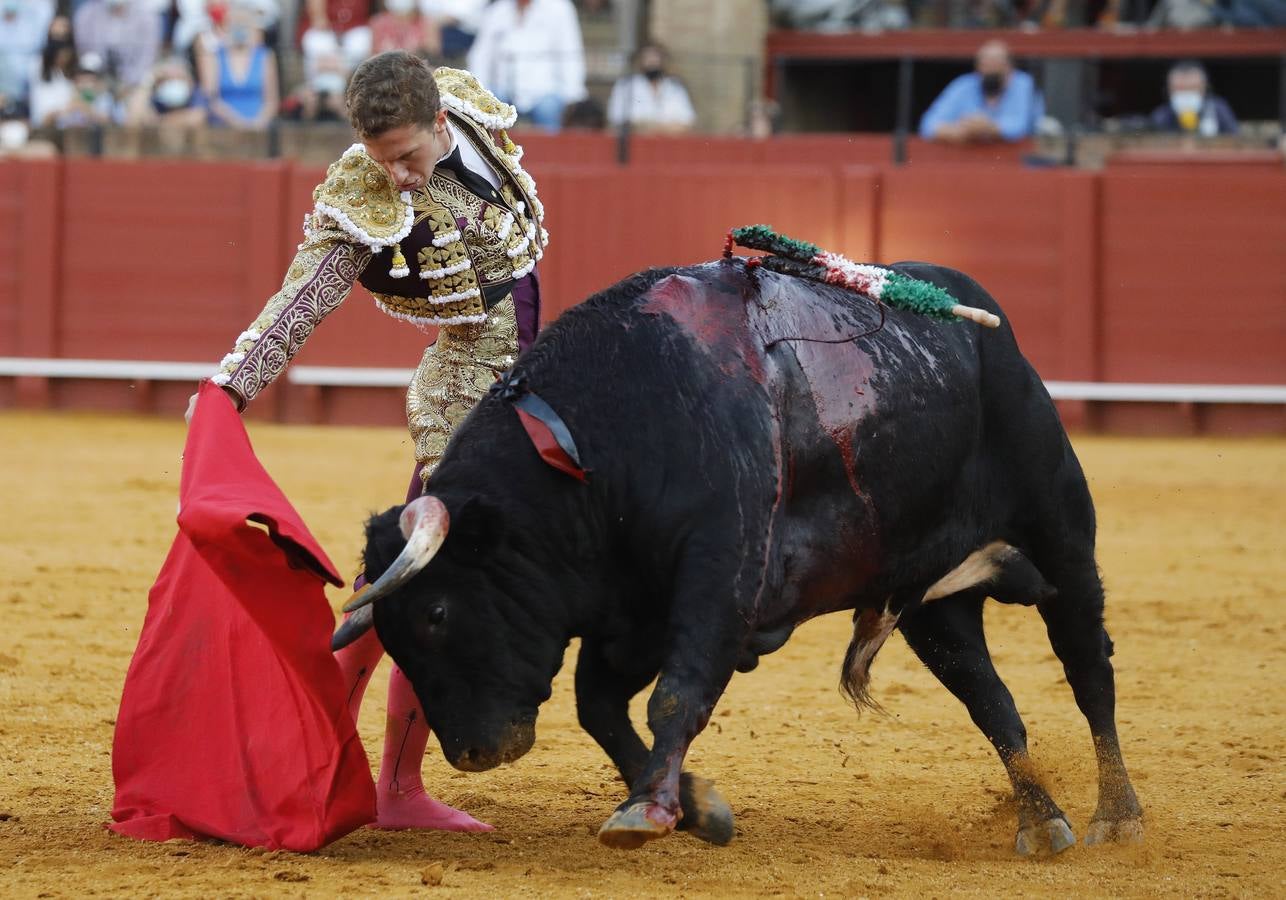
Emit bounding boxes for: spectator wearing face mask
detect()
[125,54,206,129]
[919,39,1043,145]
[197,0,279,130]
[58,50,118,127]
[72,0,162,90]
[369,0,438,56]
[1149,61,1239,138]
[606,41,696,135]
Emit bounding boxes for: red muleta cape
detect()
[108,382,376,850]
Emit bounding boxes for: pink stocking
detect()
[334,618,383,724]
[373,665,493,831]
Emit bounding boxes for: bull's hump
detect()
[639,268,766,383]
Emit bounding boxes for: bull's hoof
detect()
[677,774,735,846]
[1084,816,1144,847]
[1015,817,1076,857]
[597,801,677,850]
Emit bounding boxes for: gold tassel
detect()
[389,243,409,278]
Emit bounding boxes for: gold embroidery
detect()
[372,291,485,321]
[406,296,519,479]
[219,220,371,407]
[416,242,469,270]
[434,67,517,125]
[314,150,407,240]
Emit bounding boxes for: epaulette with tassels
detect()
[726,225,1000,329]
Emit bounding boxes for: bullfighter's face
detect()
[362,108,452,194]
[363,497,565,772]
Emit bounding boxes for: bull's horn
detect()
[342,495,450,613]
[331,605,374,651]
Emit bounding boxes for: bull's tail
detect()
[840,603,900,713]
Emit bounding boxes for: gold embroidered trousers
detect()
[406,296,519,483]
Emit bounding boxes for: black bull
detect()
[357,259,1143,855]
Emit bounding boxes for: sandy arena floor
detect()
[0,412,1282,898]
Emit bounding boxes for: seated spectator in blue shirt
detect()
[1149,61,1238,137]
[919,40,1043,144]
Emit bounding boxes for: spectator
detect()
[1146,0,1219,27]
[606,41,696,134]
[197,0,278,129]
[1149,61,1238,137]
[57,51,118,127]
[174,0,280,55]
[369,0,438,56]
[280,47,348,123]
[769,0,909,30]
[919,40,1043,145]
[420,0,487,61]
[28,16,79,128]
[0,0,54,107]
[125,54,206,129]
[466,0,587,132]
[73,0,162,91]
[300,0,372,68]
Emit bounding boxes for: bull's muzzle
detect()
[447,719,536,772]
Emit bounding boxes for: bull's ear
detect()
[362,504,408,581]
[449,495,501,554]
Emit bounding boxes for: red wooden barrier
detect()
[1,153,1283,434]
[880,165,1074,377]
[1098,170,1286,385]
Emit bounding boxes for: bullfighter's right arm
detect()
[211,220,373,410]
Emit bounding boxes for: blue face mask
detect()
[229,25,252,46]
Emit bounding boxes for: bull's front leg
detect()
[576,638,735,847]
[596,609,744,850]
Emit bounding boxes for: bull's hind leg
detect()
[1035,557,1143,846]
[574,639,734,846]
[899,593,1076,856]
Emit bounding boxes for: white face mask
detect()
[155,78,192,108]
[312,72,347,96]
[385,0,416,13]
[1170,90,1203,114]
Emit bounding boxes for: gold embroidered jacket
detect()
[212,67,548,409]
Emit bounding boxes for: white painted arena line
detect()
[1,358,1284,404]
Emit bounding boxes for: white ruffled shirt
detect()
[440,120,502,191]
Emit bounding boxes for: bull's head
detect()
[332,495,564,771]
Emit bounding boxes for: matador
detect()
[195,51,549,832]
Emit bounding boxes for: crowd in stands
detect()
[0,0,1275,157]
[770,0,1286,30]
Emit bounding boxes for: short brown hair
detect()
[346,51,441,137]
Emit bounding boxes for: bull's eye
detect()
[426,604,447,626]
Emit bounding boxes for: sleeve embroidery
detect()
[211,218,372,407]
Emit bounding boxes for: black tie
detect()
[436,146,507,208]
